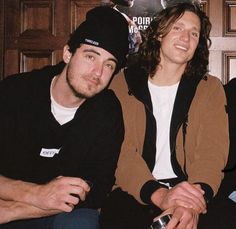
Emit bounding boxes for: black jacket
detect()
[0,62,124,209]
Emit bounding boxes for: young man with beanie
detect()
[0,6,128,229]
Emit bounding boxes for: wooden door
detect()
[208,0,236,83]
[1,0,236,83]
[0,0,100,80]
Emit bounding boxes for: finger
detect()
[58,202,74,212]
[193,184,204,193]
[173,190,206,213]
[173,196,202,213]
[170,184,205,211]
[70,186,87,201]
[66,194,80,205]
[66,177,90,192]
[187,186,206,208]
[165,216,179,229]
[153,207,174,222]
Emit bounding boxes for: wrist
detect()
[151,187,168,209]
[18,181,39,206]
[140,180,169,204]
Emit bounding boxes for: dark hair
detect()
[135,2,212,78]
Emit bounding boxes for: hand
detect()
[30,176,90,212]
[153,206,199,229]
[151,181,206,214]
[167,206,199,229]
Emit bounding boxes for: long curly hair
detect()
[135,2,212,78]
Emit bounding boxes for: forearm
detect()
[0,175,38,205]
[115,142,156,204]
[0,198,59,224]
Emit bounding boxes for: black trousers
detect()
[198,170,236,229]
[100,171,236,229]
[99,188,162,229]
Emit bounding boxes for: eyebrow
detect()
[174,22,200,32]
[83,49,117,64]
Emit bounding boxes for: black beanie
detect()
[67,6,129,72]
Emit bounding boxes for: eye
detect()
[191,31,199,38]
[105,62,116,72]
[172,25,182,31]
[85,54,95,61]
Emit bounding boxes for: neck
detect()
[51,68,85,108]
[150,62,186,86]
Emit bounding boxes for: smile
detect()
[175,44,188,51]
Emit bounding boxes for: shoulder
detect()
[197,74,224,95]
[200,74,223,87]
[191,74,226,109]
[0,63,64,98]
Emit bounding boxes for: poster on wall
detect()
[100,0,201,53]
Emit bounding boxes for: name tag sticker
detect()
[228,191,236,203]
[40,148,60,158]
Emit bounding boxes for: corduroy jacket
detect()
[110,65,229,205]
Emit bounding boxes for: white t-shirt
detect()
[50,78,79,125]
[148,80,179,180]
[50,95,78,125]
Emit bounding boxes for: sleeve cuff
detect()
[140,180,169,204]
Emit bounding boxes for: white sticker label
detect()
[228,191,236,203]
[40,148,60,158]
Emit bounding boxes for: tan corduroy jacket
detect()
[109,70,229,204]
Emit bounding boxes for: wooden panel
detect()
[224,0,236,36]
[209,0,236,83]
[20,0,55,36]
[200,0,209,16]
[210,0,223,36]
[4,50,19,77]
[70,0,100,32]
[20,50,54,73]
[222,51,236,83]
[3,0,71,78]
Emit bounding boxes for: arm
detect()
[185,77,229,197]
[0,199,59,224]
[77,90,124,209]
[0,175,90,214]
[110,72,157,204]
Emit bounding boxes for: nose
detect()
[180,30,190,42]
[93,62,103,78]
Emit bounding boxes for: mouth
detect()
[174,44,188,51]
[86,77,100,86]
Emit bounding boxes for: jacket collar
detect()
[124,64,152,111]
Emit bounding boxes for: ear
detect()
[63,45,72,64]
[157,36,162,42]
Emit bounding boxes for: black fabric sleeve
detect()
[77,90,124,209]
[140,180,169,204]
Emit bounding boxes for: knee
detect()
[53,208,99,229]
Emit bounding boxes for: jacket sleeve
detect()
[183,76,229,198]
[110,72,164,204]
[79,90,124,209]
